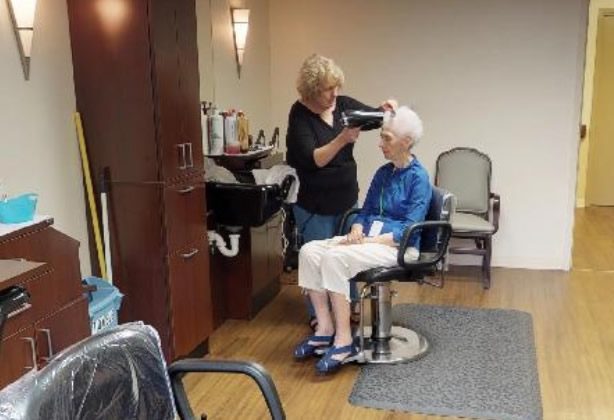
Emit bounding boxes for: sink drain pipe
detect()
[207,230,240,257]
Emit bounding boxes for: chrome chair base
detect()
[355,325,429,364]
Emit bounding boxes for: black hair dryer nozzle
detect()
[341,110,385,131]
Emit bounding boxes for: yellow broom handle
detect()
[74,112,107,279]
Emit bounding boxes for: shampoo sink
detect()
[206,175,293,227]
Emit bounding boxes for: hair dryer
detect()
[341,110,386,131]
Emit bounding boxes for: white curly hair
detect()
[383,106,424,146]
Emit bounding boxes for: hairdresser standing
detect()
[286,54,397,328]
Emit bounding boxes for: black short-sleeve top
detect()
[286,96,377,215]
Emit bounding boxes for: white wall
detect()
[270,0,587,270]
[196,0,273,138]
[0,1,91,275]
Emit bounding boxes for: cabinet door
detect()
[251,213,283,299]
[67,0,159,183]
[164,175,207,253]
[250,223,269,298]
[34,298,90,366]
[267,212,284,280]
[168,239,212,359]
[0,327,37,389]
[150,0,184,181]
[175,0,203,170]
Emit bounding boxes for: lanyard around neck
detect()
[379,167,396,216]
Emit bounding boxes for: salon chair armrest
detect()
[168,359,285,420]
[396,221,452,268]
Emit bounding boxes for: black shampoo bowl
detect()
[206,175,293,227]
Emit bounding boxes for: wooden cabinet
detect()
[0,221,90,389]
[66,0,212,361]
[211,212,283,324]
[0,327,36,387]
[34,299,90,363]
[0,299,89,389]
[168,238,211,357]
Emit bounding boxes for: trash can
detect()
[83,277,123,334]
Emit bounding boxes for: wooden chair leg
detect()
[482,236,492,289]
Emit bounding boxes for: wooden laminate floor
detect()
[185,208,614,419]
[572,206,614,271]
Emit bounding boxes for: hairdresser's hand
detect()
[380,98,398,112]
[342,224,365,245]
[339,126,361,145]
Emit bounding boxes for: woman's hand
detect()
[342,224,364,244]
[340,126,361,145]
[380,98,398,112]
[363,233,396,247]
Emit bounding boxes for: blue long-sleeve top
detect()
[354,158,432,246]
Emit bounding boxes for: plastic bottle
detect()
[208,105,224,155]
[237,111,250,153]
[224,110,240,154]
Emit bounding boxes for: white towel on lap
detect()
[252,164,299,203]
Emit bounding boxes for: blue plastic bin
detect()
[0,193,38,224]
[83,277,123,334]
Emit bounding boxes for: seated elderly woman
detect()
[293,106,432,374]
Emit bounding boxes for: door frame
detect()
[585,9,614,206]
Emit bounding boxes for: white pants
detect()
[298,236,419,301]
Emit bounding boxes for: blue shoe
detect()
[315,344,359,375]
[293,335,335,360]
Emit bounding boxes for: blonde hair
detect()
[383,106,424,146]
[296,54,345,101]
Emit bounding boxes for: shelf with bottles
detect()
[201,102,280,154]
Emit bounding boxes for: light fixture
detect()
[6,0,38,80]
[231,8,249,78]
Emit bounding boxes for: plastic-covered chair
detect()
[338,187,454,364]
[435,147,500,289]
[0,323,285,420]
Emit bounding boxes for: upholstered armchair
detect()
[435,147,500,289]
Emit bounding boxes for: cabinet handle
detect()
[7,302,32,319]
[37,328,54,361]
[21,337,38,371]
[185,142,194,168]
[177,144,187,170]
[177,185,195,194]
[180,248,199,259]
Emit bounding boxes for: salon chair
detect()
[338,187,454,364]
[0,323,285,420]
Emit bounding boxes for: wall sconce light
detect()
[231,8,249,78]
[6,0,37,80]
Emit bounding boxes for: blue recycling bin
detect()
[83,277,123,334]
